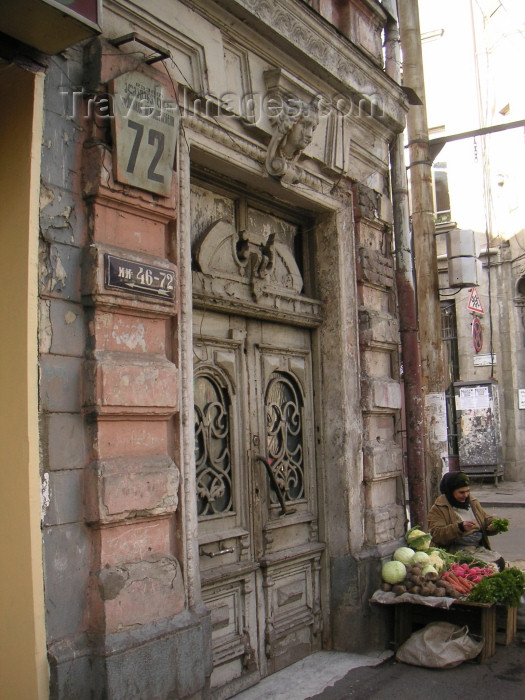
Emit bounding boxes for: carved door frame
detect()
[190,178,325,694]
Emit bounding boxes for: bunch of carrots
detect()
[441,562,495,595]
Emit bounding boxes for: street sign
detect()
[110,71,179,196]
[104,254,176,301]
[467,287,484,313]
[473,353,496,366]
[472,317,483,352]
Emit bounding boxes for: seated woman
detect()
[428,471,505,571]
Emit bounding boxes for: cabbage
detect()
[393,547,415,566]
[411,551,430,566]
[382,560,407,584]
[421,564,438,576]
[406,526,432,551]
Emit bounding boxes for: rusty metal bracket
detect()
[109,33,171,64]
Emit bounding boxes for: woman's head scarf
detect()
[439,471,471,509]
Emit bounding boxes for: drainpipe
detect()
[384,3,428,528]
[397,0,447,507]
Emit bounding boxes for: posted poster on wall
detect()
[455,385,490,411]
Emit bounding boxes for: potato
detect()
[381,582,392,592]
[424,571,438,581]
[392,584,407,595]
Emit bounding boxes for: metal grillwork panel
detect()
[194,374,233,517]
[265,372,304,503]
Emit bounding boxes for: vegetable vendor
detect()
[427,471,505,571]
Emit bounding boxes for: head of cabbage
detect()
[411,550,430,566]
[381,560,407,584]
[421,564,438,577]
[393,547,415,566]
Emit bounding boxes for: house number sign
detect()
[104,254,176,301]
[110,71,179,196]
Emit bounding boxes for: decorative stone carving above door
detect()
[193,218,323,327]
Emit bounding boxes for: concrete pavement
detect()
[470,479,525,508]
[231,481,525,700]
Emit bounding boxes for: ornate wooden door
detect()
[193,313,323,696]
[192,187,324,697]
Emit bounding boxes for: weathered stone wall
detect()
[353,183,406,549]
[40,43,211,699]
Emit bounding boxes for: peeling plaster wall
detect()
[39,48,92,649]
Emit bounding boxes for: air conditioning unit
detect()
[446,229,480,287]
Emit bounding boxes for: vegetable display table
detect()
[393,600,495,663]
[370,590,518,664]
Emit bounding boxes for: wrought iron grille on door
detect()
[194,371,234,517]
[265,371,304,505]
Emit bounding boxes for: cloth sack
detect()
[395,621,484,668]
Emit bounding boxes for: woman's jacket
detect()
[427,494,494,553]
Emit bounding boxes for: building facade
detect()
[420,0,525,482]
[1,1,410,697]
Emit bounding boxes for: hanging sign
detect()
[110,71,179,196]
[467,287,484,313]
[472,317,483,353]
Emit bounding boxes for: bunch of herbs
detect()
[467,567,525,608]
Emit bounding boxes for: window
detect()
[433,162,451,223]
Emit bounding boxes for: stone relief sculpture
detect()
[265,96,320,180]
[195,219,301,303]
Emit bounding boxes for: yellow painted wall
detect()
[0,64,48,699]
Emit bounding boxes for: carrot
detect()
[446,572,471,594]
[456,575,475,591]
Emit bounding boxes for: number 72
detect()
[126,119,165,184]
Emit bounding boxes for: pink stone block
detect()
[99,519,172,566]
[93,311,167,354]
[92,201,166,257]
[101,557,186,632]
[85,355,179,415]
[85,455,179,523]
[102,469,173,514]
[96,420,168,459]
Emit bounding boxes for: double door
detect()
[193,309,324,697]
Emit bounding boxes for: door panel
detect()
[194,311,323,693]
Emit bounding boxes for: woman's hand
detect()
[462,520,479,532]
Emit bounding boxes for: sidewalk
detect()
[231,651,393,700]
[470,479,525,508]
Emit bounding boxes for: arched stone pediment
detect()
[192,219,322,327]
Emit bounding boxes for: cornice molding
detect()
[107,0,406,134]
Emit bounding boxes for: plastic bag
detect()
[395,621,484,668]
